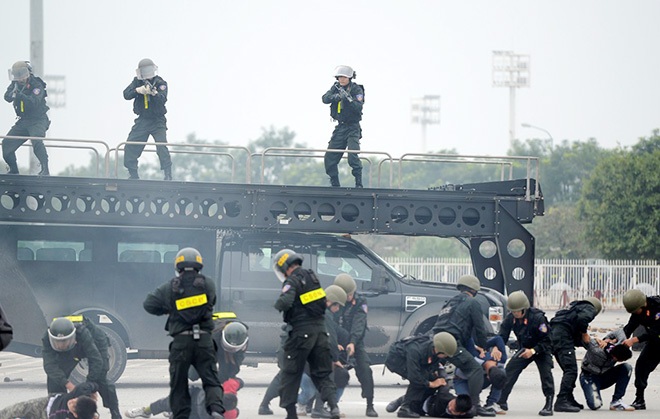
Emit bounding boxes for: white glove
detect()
[148,86,158,96]
[136,85,150,95]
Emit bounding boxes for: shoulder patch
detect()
[281,284,291,293]
[538,323,548,333]
[655,312,660,321]
[159,84,167,90]
[32,88,41,95]
[356,94,364,102]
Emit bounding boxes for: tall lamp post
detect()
[492,51,530,146]
[521,123,554,149]
[411,95,441,152]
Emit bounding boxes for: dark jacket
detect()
[581,329,627,375]
[498,307,552,355]
[550,300,598,346]
[123,76,168,117]
[404,336,447,387]
[623,295,660,343]
[273,266,326,328]
[322,81,364,124]
[4,75,49,119]
[143,271,217,336]
[340,293,369,347]
[42,325,104,389]
[48,382,99,419]
[433,293,488,349]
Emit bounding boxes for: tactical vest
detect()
[433,293,468,332]
[171,274,209,325]
[285,269,326,323]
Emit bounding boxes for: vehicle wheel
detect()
[70,325,127,384]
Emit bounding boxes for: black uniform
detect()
[321,81,364,187]
[432,293,487,409]
[622,295,660,403]
[0,382,98,419]
[497,308,554,406]
[122,76,171,176]
[42,319,121,419]
[338,292,375,407]
[273,266,338,416]
[400,334,448,414]
[3,74,50,174]
[143,271,224,419]
[549,300,598,403]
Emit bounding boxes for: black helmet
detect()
[48,317,76,352]
[272,249,303,282]
[175,247,203,272]
[221,321,249,353]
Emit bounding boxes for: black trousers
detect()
[3,117,49,173]
[324,123,362,182]
[123,116,171,171]
[634,339,660,399]
[498,351,554,404]
[46,358,120,415]
[278,327,337,410]
[550,325,578,400]
[449,345,484,408]
[169,334,224,419]
[351,344,375,402]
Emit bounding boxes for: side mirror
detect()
[367,266,389,293]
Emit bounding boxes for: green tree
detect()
[527,205,593,259]
[578,133,660,260]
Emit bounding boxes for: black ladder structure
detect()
[0,174,543,300]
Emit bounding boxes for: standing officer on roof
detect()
[322,65,365,188]
[621,289,660,410]
[333,273,378,417]
[123,58,172,180]
[3,60,50,175]
[272,249,341,419]
[143,247,225,419]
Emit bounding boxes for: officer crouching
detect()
[144,247,224,419]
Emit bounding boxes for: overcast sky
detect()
[2,0,659,174]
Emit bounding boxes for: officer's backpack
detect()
[433,293,468,332]
[385,334,431,379]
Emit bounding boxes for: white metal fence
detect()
[386,257,660,310]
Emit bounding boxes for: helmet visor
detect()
[9,66,29,82]
[273,266,286,283]
[136,64,158,80]
[48,329,76,352]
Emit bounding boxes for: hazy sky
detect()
[2,0,659,174]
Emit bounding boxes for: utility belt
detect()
[175,324,209,340]
[337,120,359,125]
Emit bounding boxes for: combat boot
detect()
[330,176,340,187]
[128,168,139,180]
[567,395,583,410]
[386,396,404,413]
[355,175,363,188]
[163,166,172,181]
[38,162,50,176]
[366,403,378,417]
[110,408,123,419]
[258,403,273,415]
[631,397,646,410]
[396,404,420,418]
[554,397,580,413]
[539,396,554,416]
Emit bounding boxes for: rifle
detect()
[335,83,353,103]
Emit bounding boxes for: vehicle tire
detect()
[70,326,127,384]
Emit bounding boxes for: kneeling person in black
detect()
[144,247,224,419]
[273,249,340,419]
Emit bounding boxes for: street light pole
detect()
[521,123,554,149]
[492,51,530,147]
[411,95,441,152]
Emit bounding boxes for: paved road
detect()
[1,310,658,418]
